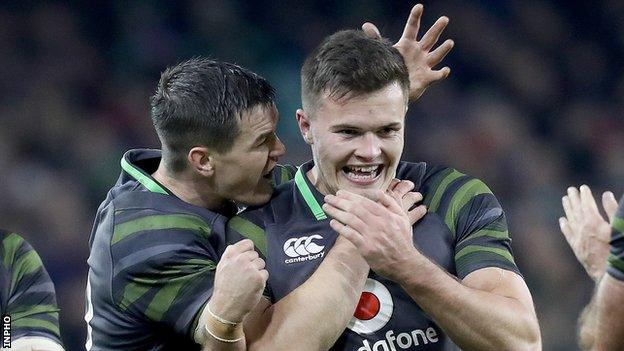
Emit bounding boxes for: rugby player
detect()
[85,5,453,350]
[0,230,64,351]
[230,29,541,350]
[560,185,624,350]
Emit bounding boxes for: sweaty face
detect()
[302,83,407,196]
[211,104,286,206]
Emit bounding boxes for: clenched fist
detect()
[209,239,268,323]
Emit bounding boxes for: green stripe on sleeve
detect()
[11,250,43,292]
[427,169,464,213]
[145,279,187,322]
[455,245,515,264]
[11,317,60,336]
[10,304,60,321]
[119,282,151,311]
[227,217,267,256]
[444,179,491,234]
[612,217,624,234]
[112,214,211,245]
[2,233,24,270]
[608,253,624,273]
[456,229,510,247]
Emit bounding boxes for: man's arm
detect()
[240,181,424,351]
[324,189,541,350]
[593,274,624,350]
[1,232,65,351]
[559,185,624,350]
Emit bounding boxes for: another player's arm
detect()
[325,184,541,350]
[1,232,65,351]
[567,191,624,351]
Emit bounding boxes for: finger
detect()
[427,39,454,66]
[377,191,405,215]
[252,257,265,270]
[387,178,401,191]
[562,196,574,223]
[226,239,254,256]
[240,249,260,262]
[579,185,601,217]
[558,217,574,245]
[428,67,451,82]
[362,22,382,39]
[567,186,582,218]
[402,191,423,210]
[407,204,427,225]
[330,218,365,247]
[391,180,415,198]
[602,191,619,223]
[322,203,369,233]
[400,4,423,41]
[259,269,269,282]
[331,190,387,214]
[420,16,449,51]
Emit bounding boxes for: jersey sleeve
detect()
[1,233,62,345]
[442,176,519,279]
[607,199,624,280]
[109,210,220,340]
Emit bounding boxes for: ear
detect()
[296,109,313,145]
[188,147,215,177]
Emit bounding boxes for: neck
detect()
[307,165,332,195]
[152,165,235,214]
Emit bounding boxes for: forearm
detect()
[249,239,369,350]
[197,305,246,351]
[593,274,624,350]
[397,256,540,350]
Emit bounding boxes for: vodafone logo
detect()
[348,278,394,334]
[283,235,325,264]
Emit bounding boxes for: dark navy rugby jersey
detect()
[608,198,624,281]
[0,230,62,346]
[85,148,295,351]
[228,160,519,350]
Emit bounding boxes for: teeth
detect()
[348,165,379,173]
[347,172,376,180]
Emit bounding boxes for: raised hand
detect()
[559,185,619,282]
[209,239,268,323]
[362,4,454,101]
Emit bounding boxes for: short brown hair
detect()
[301,30,409,113]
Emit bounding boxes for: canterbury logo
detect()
[283,235,325,257]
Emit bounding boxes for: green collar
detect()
[121,154,168,195]
[294,166,327,221]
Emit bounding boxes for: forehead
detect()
[316,84,407,127]
[239,103,279,131]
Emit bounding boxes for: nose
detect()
[269,134,287,160]
[354,132,381,161]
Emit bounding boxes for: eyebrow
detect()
[252,130,272,144]
[330,122,402,130]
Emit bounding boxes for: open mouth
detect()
[341,164,384,184]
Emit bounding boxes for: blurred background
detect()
[0,0,622,349]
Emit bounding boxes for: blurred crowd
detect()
[1,1,623,349]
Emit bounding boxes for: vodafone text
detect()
[357,328,439,351]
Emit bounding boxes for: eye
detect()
[378,127,399,137]
[337,129,359,137]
